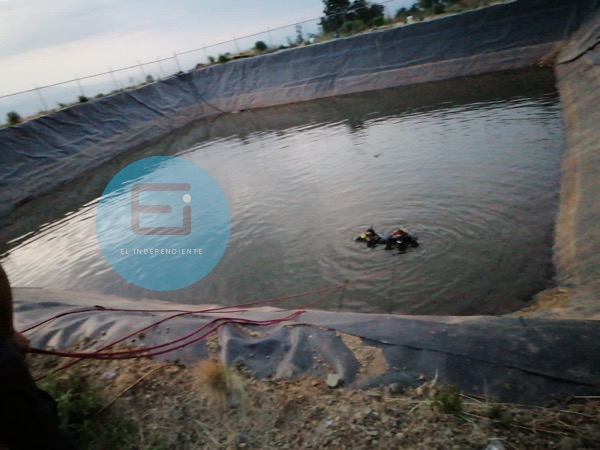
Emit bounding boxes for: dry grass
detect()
[25,346,600,450]
[191,359,245,411]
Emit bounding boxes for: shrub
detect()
[340,19,365,34]
[78,95,89,103]
[434,385,463,414]
[371,16,385,27]
[6,110,21,125]
[39,371,135,449]
[433,3,446,14]
[395,7,408,18]
[192,359,245,409]
[218,53,230,63]
[488,403,513,427]
[254,40,268,52]
[446,4,468,13]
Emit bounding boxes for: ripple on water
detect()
[2,72,564,315]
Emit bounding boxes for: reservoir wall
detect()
[0,0,596,219]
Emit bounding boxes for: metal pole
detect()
[173,52,182,72]
[267,27,273,47]
[74,74,85,98]
[157,57,165,79]
[137,61,146,83]
[109,67,120,91]
[233,36,241,54]
[33,84,48,111]
[202,45,209,60]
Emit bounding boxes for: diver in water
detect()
[389,229,408,239]
[385,228,418,250]
[356,228,382,248]
[356,227,419,251]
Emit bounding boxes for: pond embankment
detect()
[4,0,600,406]
[0,0,594,218]
[544,14,600,318]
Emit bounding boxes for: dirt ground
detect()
[27,331,600,450]
[514,287,600,320]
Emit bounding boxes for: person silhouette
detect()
[0,263,77,450]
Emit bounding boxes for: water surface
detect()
[1,69,564,315]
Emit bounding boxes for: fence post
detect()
[33,84,48,112]
[156,57,165,79]
[173,52,182,73]
[137,61,146,83]
[74,74,85,98]
[109,67,120,91]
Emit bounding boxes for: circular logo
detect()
[96,156,230,291]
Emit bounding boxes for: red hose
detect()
[25,269,392,377]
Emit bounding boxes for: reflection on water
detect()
[0,68,564,315]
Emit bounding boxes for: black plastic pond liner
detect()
[3,0,600,405]
[14,288,600,405]
[0,0,597,219]
[554,12,600,298]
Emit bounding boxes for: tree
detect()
[418,0,445,14]
[295,24,304,44]
[320,0,351,33]
[395,6,408,18]
[340,20,364,34]
[320,0,385,34]
[352,0,384,24]
[6,111,21,126]
[254,41,268,52]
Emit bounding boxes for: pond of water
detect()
[1,68,565,315]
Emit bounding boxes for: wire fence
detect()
[0,0,409,123]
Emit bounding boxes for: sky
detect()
[0,0,415,104]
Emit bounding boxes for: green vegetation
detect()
[2,0,508,126]
[487,403,514,427]
[320,0,385,34]
[39,370,136,449]
[318,0,499,37]
[433,385,463,414]
[340,19,365,34]
[395,0,499,20]
[6,110,22,126]
[254,40,268,52]
[28,355,600,449]
[218,53,231,63]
